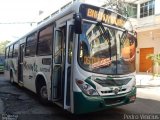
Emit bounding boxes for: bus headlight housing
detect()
[76,80,99,96]
[133,80,136,87]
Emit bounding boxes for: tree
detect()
[102,0,128,17]
[146,54,160,65]
[0,40,11,55]
[146,53,160,75]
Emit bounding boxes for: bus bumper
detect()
[74,87,136,114]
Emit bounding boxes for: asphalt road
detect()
[0,73,160,120]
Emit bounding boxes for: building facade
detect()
[127,0,160,73]
[101,0,160,73]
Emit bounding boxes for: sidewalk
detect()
[136,72,160,87]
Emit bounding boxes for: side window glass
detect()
[25,33,37,56]
[9,45,13,58]
[37,25,53,55]
[13,42,19,57]
[54,30,62,64]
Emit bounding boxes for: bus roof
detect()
[6,1,128,48]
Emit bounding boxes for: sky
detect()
[0,0,71,42]
[0,0,105,42]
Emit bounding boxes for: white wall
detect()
[155,0,160,15]
[136,28,160,72]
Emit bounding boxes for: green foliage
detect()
[0,40,11,54]
[146,53,160,66]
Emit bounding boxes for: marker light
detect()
[130,95,136,102]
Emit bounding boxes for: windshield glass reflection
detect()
[78,22,136,75]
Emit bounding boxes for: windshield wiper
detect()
[96,22,112,60]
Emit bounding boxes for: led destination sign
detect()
[80,4,127,28]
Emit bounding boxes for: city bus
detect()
[5,1,137,114]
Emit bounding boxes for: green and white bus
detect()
[5,1,137,114]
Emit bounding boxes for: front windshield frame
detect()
[77,19,136,75]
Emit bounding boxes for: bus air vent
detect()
[104,96,125,105]
[94,78,131,87]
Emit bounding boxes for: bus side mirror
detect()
[73,13,82,34]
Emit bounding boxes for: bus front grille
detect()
[104,96,125,105]
[101,88,127,94]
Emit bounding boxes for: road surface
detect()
[0,74,160,120]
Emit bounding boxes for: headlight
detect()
[132,79,136,87]
[76,80,99,96]
[131,79,136,91]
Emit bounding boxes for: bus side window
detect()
[68,26,74,64]
[8,45,13,58]
[25,33,37,56]
[13,42,19,58]
[37,25,53,55]
[54,30,63,64]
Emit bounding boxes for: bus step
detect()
[54,100,64,108]
[18,81,24,87]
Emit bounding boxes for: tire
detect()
[38,84,50,105]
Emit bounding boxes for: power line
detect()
[0,22,37,24]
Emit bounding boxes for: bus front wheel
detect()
[38,84,50,105]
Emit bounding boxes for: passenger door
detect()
[63,20,74,110]
[52,19,74,111]
[52,28,63,101]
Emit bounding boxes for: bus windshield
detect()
[78,22,136,75]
